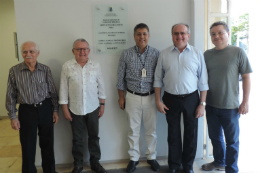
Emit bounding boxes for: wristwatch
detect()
[100,103,105,106]
[200,102,206,106]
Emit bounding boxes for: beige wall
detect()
[0,0,18,117]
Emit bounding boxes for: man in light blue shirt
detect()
[154,23,209,173]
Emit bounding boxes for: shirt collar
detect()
[135,45,150,56]
[171,43,191,52]
[20,61,43,71]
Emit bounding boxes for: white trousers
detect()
[125,91,158,161]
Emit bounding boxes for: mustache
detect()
[25,57,32,59]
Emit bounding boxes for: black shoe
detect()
[71,167,83,173]
[183,169,194,173]
[91,162,107,173]
[126,160,139,173]
[167,169,178,173]
[147,160,160,172]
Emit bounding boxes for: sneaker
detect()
[201,162,225,171]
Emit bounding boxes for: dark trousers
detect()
[163,91,199,170]
[70,107,101,167]
[18,98,55,173]
[206,105,240,173]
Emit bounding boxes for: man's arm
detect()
[118,90,125,110]
[239,73,251,115]
[46,67,59,124]
[155,87,169,114]
[195,90,207,118]
[116,51,126,110]
[6,68,20,130]
[62,104,72,121]
[99,99,105,118]
[59,64,70,121]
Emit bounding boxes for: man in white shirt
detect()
[59,39,106,173]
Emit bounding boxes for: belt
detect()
[171,90,198,98]
[21,102,43,107]
[127,88,154,96]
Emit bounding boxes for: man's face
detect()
[22,43,39,64]
[72,41,90,62]
[134,28,150,49]
[210,25,229,49]
[172,24,190,50]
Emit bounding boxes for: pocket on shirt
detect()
[69,72,77,81]
[39,82,48,96]
[89,71,97,83]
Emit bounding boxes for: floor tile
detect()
[0,157,19,169]
[7,136,20,146]
[0,145,22,157]
[0,126,19,137]
[6,157,22,172]
[0,119,10,132]
[0,137,16,147]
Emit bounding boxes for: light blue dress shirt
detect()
[154,44,209,95]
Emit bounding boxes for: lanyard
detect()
[135,46,149,69]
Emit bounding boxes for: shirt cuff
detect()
[9,113,17,120]
[153,81,163,88]
[99,95,106,99]
[59,100,68,104]
[198,84,209,91]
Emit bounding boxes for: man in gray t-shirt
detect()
[202,21,252,173]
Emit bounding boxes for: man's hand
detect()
[53,112,59,125]
[195,104,205,118]
[62,104,72,121]
[156,101,169,114]
[63,110,72,121]
[99,105,105,118]
[239,101,249,115]
[118,97,125,110]
[11,119,20,130]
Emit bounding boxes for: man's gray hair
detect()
[73,38,89,48]
[171,23,190,34]
[210,21,229,32]
[20,41,40,54]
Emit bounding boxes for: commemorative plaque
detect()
[93,4,128,55]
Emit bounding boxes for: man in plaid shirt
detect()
[117,23,160,173]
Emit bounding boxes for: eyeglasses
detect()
[210,31,227,37]
[22,50,36,54]
[172,32,189,36]
[73,48,90,52]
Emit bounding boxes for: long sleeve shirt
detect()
[6,62,59,120]
[117,45,160,93]
[59,58,106,115]
[154,44,209,94]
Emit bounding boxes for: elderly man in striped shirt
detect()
[5,41,59,173]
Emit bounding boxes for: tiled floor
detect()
[0,118,259,173]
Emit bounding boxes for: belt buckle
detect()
[34,102,42,107]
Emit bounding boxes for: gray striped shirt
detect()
[6,62,59,120]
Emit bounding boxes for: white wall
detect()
[14,0,205,165]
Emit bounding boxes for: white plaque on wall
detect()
[93,4,128,55]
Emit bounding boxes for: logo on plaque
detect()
[109,7,113,12]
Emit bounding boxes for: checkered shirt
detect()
[117,45,160,93]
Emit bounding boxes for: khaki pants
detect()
[125,91,158,161]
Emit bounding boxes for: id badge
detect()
[142,68,147,77]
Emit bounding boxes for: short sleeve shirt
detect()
[204,45,252,109]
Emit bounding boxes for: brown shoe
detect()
[91,163,107,173]
[71,167,83,173]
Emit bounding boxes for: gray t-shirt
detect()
[204,45,252,109]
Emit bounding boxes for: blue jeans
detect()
[206,105,240,173]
